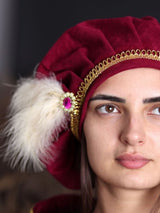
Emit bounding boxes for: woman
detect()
[83,68,160,213]
[4,16,160,212]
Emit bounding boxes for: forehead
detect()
[93,68,160,98]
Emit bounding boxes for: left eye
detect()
[151,107,160,115]
[96,104,119,114]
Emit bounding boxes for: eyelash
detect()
[96,104,120,114]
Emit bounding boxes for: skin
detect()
[83,68,160,213]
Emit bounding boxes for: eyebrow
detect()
[89,95,160,104]
[89,94,126,103]
[143,96,160,103]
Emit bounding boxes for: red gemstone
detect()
[63,97,72,109]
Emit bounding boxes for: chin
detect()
[112,175,160,190]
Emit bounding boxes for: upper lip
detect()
[116,153,150,161]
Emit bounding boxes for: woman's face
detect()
[84,68,160,190]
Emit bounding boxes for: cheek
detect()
[83,114,107,154]
[83,112,122,147]
[148,129,160,156]
[83,114,119,168]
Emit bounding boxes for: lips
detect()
[116,153,150,169]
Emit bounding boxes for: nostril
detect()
[138,140,144,144]
[120,131,145,146]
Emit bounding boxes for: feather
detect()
[3,77,69,171]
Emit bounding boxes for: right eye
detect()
[96,104,120,114]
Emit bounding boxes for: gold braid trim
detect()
[70,49,160,139]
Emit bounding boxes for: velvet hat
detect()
[4,16,160,190]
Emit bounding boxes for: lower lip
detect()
[117,159,150,169]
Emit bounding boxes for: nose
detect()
[120,115,146,146]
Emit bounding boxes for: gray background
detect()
[7,0,160,78]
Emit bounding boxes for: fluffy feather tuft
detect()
[3,77,69,171]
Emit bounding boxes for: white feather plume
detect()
[3,77,69,171]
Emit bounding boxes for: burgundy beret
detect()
[35,16,160,189]
[5,16,160,190]
[37,16,160,137]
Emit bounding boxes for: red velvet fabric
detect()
[32,194,81,213]
[36,16,160,189]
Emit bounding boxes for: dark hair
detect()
[81,134,95,213]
